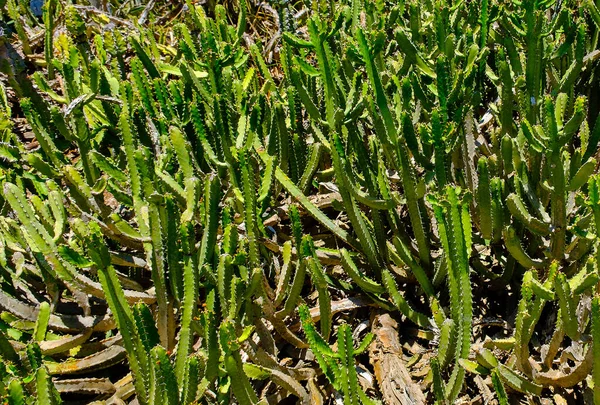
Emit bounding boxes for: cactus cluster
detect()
[1,0,600,403]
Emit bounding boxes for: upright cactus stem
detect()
[89,222,150,405]
[43,0,57,80]
[430,187,473,401]
[299,304,376,404]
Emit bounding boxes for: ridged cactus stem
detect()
[432,187,472,401]
[174,222,198,381]
[43,0,57,80]
[549,150,566,260]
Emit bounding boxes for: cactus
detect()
[1,0,600,403]
[87,222,150,404]
[299,304,376,404]
[430,187,473,401]
[174,221,198,381]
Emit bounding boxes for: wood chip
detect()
[369,313,427,405]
